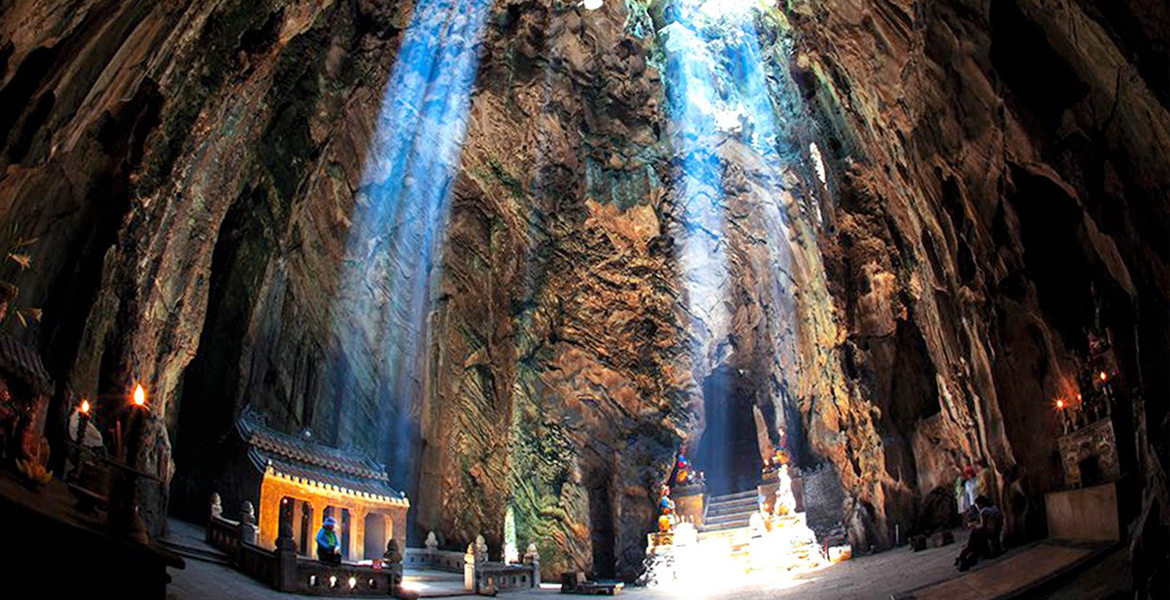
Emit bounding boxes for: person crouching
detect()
[316,516,342,565]
[956,495,1003,571]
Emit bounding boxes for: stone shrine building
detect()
[226,411,409,561]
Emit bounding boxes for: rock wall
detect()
[0,0,418,527]
[0,0,1166,588]
[782,0,1169,575]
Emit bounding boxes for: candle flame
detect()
[80,399,90,414]
[1099,371,1107,382]
[133,384,146,407]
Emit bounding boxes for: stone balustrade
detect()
[461,534,541,594]
[402,547,466,572]
[206,493,401,596]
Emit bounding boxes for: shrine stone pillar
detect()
[258,483,281,550]
[350,507,366,561]
[309,500,324,556]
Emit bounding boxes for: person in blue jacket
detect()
[316,516,342,564]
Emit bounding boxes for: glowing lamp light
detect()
[80,399,91,415]
[1099,371,1108,382]
[1055,399,1065,410]
[133,384,146,407]
[329,575,337,588]
[348,577,357,589]
[581,0,603,9]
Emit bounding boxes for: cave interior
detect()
[0,0,1167,597]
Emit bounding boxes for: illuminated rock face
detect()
[0,0,1166,586]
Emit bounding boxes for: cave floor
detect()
[165,529,1127,600]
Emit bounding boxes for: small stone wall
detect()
[800,464,846,541]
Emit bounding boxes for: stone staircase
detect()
[698,489,760,561]
[701,489,758,533]
[162,518,233,566]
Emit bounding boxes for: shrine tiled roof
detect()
[237,410,408,506]
[0,334,52,396]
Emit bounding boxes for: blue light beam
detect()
[330,0,494,483]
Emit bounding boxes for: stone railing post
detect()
[385,539,404,595]
[274,517,297,592]
[238,500,258,546]
[523,543,541,588]
[464,542,478,592]
[207,493,222,545]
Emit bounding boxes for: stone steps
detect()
[703,488,759,534]
[708,490,757,502]
[706,500,757,517]
[159,537,232,566]
[703,518,752,532]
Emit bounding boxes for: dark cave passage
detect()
[695,365,766,496]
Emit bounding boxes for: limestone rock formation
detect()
[783,0,1169,563]
[0,0,1165,589]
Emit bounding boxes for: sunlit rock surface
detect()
[0,0,1165,587]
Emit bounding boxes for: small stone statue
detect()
[523,542,541,587]
[210,493,223,519]
[523,542,540,565]
[475,534,489,563]
[425,531,439,552]
[384,538,403,564]
[239,500,258,545]
[240,500,256,524]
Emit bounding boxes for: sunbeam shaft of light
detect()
[662,0,798,490]
[329,0,493,482]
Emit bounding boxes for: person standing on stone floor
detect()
[316,516,342,565]
[955,464,978,516]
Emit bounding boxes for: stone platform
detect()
[166,529,1121,600]
[893,539,1113,600]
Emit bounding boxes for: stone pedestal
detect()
[1044,482,1121,542]
[275,518,298,591]
[673,484,706,528]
